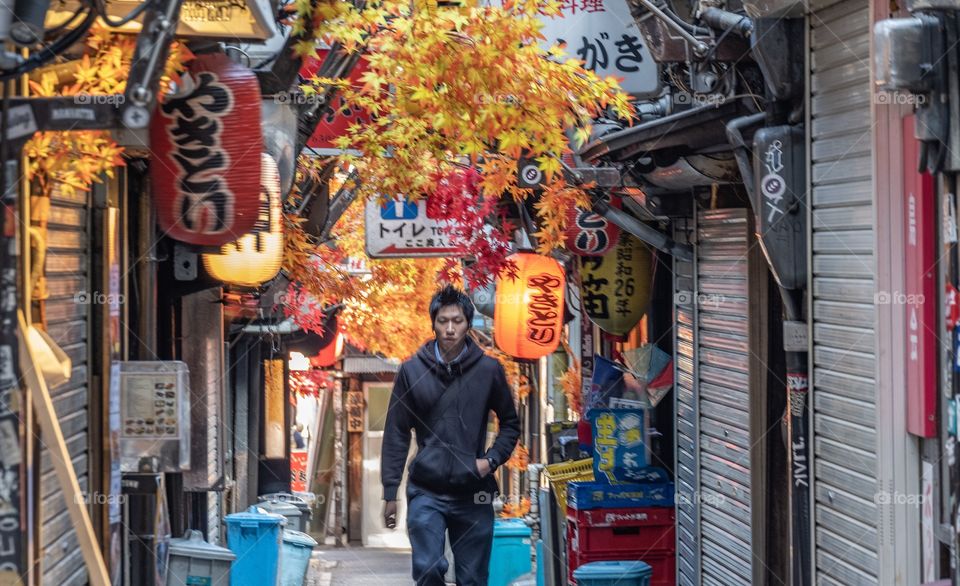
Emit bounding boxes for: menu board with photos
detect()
[122,373,180,439]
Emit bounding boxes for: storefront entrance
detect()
[361,381,412,548]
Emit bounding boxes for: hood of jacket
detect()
[414,336,485,382]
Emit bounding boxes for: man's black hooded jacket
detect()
[381,337,521,501]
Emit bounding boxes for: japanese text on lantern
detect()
[526,274,562,346]
[581,258,609,319]
[162,72,235,235]
[615,242,635,316]
[595,412,617,473]
[573,210,612,254]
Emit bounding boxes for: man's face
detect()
[434,304,469,354]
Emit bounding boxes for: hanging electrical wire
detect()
[45,4,88,35]
[0,1,98,80]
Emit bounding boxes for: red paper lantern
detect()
[494,253,566,360]
[564,196,621,256]
[151,52,263,246]
[310,329,345,368]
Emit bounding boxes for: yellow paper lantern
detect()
[578,233,653,335]
[202,153,284,287]
[494,253,566,360]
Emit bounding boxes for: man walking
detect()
[381,285,521,586]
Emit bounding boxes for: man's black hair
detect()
[429,284,475,325]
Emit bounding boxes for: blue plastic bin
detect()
[280,529,318,586]
[488,518,533,586]
[573,561,652,586]
[225,505,286,586]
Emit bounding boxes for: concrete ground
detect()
[305,546,415,586]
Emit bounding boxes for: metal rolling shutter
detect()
[696,208,753,586]
[673,218,700,586]
[41,186,90,585]
[809,1,879,584]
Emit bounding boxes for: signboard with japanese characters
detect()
[902,115,937,438]
[535,0,660,97]
[590,408,648,483]
[346,391,364,432]
[365,197,465,258]
[300,52,371,155]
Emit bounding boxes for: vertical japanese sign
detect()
[346,391,364,433]
[0,160,22,579]
[903,115,937,437]
[580,298,595,410]
[535,0,660,97]
[301,51,371,155]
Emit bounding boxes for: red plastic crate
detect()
[568,550,676,586]
[566,506,676,556]
[565,506,676,586]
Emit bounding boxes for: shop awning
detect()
[578,100,744,163]
[342,355,400,374]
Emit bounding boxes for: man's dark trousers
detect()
[407,487,494,586]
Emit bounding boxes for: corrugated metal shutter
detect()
[673,218,700,586]
[809,1,879,584]
[696,209,753,586]
[40,185,90,586]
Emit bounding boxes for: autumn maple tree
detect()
[303,0,634,282]
[283,0,634,359]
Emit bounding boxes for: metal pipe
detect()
[725,112,766,210]
[593,199,694,260]
[526,463,543,542]
[632,0,710,56]
[700,8,753,38]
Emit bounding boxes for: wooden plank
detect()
[347,378,363,543]
[19,312,109,586]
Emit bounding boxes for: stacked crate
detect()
[565,482,676,586]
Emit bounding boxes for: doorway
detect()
[362,381,412,548]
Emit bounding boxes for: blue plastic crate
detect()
[567,481,675,510]
[573,560,652,586]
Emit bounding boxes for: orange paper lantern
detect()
[494,253,566,360]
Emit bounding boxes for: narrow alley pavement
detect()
[306,546,414,586]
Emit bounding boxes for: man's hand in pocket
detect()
[476,458,491,477]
